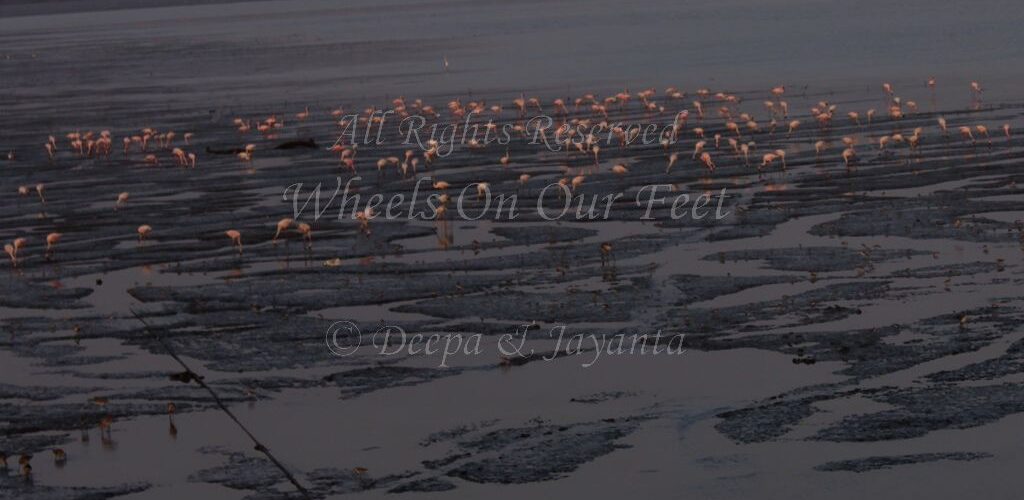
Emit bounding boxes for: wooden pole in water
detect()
[129,309,313,500]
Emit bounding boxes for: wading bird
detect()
[11,238,27,264]
[959,126,975,144]
[19,454,31,479]
[699,152,715,172]
[273,218,293,243]
[297,223,312,249]
[665,152,679,173]
[4,243,16,267]
[600,242,614,267]
[842,148,856,167]
[45,232,61,259]
[692,139,708,158]
[225,230,243,254]
[356,208,373,235]
[976,125,992,145]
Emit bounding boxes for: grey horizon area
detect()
[2,0,1024,499]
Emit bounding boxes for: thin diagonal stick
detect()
[129,308,313,500]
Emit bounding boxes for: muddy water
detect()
[3,0,1024,499]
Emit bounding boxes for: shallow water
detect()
[3,1,1024,499]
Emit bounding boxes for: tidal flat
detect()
[2,0,1024,499]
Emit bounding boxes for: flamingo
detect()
[699,152,715,172]
[774,149,787,169]
[138,225,152,242]
[692,140,706,159]
[959,126,975,144]
[356,208,373,235]
[976,125,992,146]
[297,223,313,249]
[600,242,614,267]
[225,230,243,254]
[45,232,61,259]
[273,218,293,243]
[842,148,856,167]
[665,153,679,173]
[4,243,16,267]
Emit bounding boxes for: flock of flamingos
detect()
[3,79,1012,273]
[0,77,1016,479]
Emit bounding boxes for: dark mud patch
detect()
[892,261,1004,279]
[671,274,798,304]
[815,383,1024,442]
[815,452,992,472]
[397,276,659,323]
[571,391,636,404]
[810,200,1024,243]
[928,337,1024,382]
[0,278,91,310]
[715,395,832,444]
[705,246,927,272]
[445,418,645,483]
[389,476,458,493]
[191,447,411,498]
[0,383,99,402]
[419,419,499,447]
[323,366,462,399]
[715,305,1012,379]
[490,225,598,246]
[0,474,148,500]
[671,281,889,337]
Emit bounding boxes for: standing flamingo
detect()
[45,233,61,259]
[225,230,243,254]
